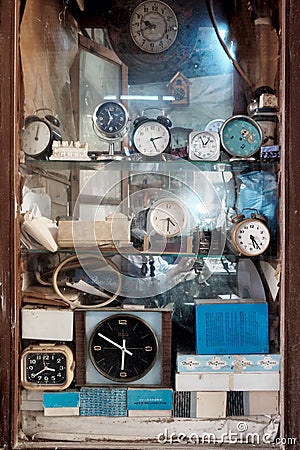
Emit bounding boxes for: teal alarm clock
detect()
[220,115,263,158]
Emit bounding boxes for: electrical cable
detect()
[52,254,122,308]
[206,0,254,90]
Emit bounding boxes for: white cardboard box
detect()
[175,372,280,391]
[196,392,227,418]
[21,306,73,341]
[128,410,172,417]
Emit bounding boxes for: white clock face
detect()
[232,218,270,256]
[188,131,220,161]
[22,120,51,156]
[205,119,225,133]
[129,0,178,54]
[132,120,171,156]
[149,199,187,237]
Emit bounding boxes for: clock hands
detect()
[97,332,133,356]
[31,357,56,378]
[200,135,210,146]
[141,19,156,31]
[250,234,261,249]
[121,339,127,371]
[34,124,40,141]
[150,135,164,152]
[159,216,177,233]
[106,108,113,126]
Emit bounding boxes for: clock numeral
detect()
[118,319,127,325]
[93,345,102,351]
[145,346,153,352]
[120,371,127,378]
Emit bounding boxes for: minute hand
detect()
[97,332,133,356]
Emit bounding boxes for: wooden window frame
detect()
[1,0,300,448]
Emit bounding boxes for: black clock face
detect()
[89,314,158,382]
[24,351,67,385]
[93,101,128,135]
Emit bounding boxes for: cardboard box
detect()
[127,389,173,410]
[21,306,73,341]
[195,300,269,354]
[43,392,80,416]
[196,392,227,418]
[21,390,43,411]
[79,388,127,416]
[173,391,197,417]
[177,354,281,373]
[227,391,279,415]
[175,372,280,391]
[128,410,172,417]
[57,215,130,248]
[244,391,279,415]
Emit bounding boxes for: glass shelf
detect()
[21,247,278,260]
[20,157,279,174]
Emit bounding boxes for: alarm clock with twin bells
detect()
[230,209,271,257]
[131,109,172,157]
[22,108,62,159]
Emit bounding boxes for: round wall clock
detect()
[106,0,200,83]
[89,314,158,382]
[129,1,178,54]
[79,308,172,386]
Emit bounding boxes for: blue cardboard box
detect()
[43,392,80,416]
[195,300,269,354]
[80,388,127,416]
[43,392,80,408]
[127,389,173,410]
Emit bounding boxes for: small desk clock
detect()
[220,115,263,158]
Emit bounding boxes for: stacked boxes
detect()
[174,298,280,417]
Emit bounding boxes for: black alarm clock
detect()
[22,110,62,159]
[132,114,172,157]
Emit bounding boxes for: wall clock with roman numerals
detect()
[75,308,172,386]
[106,0,200,84]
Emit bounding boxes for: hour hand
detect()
[250,234,260,249]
